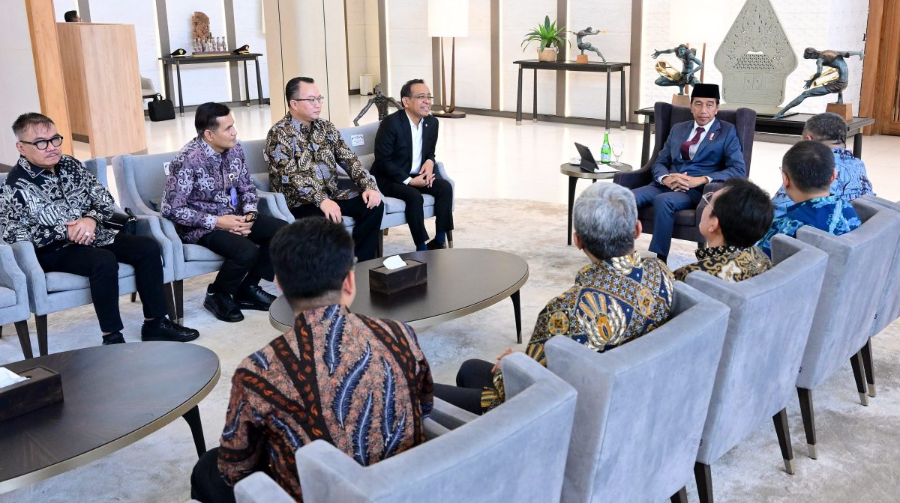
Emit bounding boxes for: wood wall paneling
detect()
[24,0,72,156]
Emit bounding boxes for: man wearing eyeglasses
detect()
[265,77,384,261]
[371,79,454,251]
[0,113,199,346]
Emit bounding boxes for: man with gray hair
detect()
[771,112,873,217]
[432,183,675,414]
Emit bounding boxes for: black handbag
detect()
[148,94,175,122]
[103,207,138,234]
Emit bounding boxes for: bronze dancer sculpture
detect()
[353,84,403,126]
[651,44,702,95]
[773,47,864,119]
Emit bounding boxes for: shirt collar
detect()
[17,156,56,178]
[406,111,422,131]
[692,117,715,132]
[576,251,643,283]
[695,244,746,260]
[198,137,224,161]
[784,195,836,214]
[287,114,314,135]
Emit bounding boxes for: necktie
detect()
[680,127,705,161]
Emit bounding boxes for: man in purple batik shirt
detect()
[162,102,288,323]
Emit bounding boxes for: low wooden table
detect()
[270,249,530,343]
[0,342,220,494]
[560,163,632,245]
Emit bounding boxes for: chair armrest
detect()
[0,244,26,292]
[424,417,453,440]
[425,397,479,431]
[255,193,281,219]
[613,164,652,188]
[155,216,187,279]
[134,215,175,283]
[234,472,295,503]
[693,182,725,225]
[9,241,47,311]
[435,161,455,211]
[257,190,294,223]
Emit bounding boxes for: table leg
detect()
[641,121,651,166]
[511,290,522,344]
[533,69,538,123]
[853,133,863,158]
[162,62,171,101]
[182,405,206,458]
[175,62,184,116]
[605,68,611,130]
[255,57,264,106]
[568,176,577,246]
[243,60,251,106]
[516,66,523,125]
[620,68,627,131]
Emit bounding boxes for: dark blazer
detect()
[650,118,746,183]
[371,109,439,185]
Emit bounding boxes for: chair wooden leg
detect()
[773,408,795,474]
[377,231,384,258]
[383,228,389,236]
[14,320,33,360]
[164,283,177,321]
[174,280,184,325]
[861,338,875,397]
[694,462,714,503]
[130,292,137,303]
[35,314,48,356]
[850,350,869,406]
[447,229,454,248]
[797,387,817,459]
[670,487,688,503]
[0,325,3,339]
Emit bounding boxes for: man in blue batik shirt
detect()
[771,112,873,218]
[758,140,862,257]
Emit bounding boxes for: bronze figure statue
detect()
[575,28,606,63]
[353,84,403,126]
[651,44,702,95]
[773,47,864,119]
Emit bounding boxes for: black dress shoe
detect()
[204,291,245,322]
[426,239,447,250]
[141,317,200,342]
[235,285,277,311]
[102,331,126,345]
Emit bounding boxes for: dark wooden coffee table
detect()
[561,162,632,245]
[270,249,530,342]
[0,342,220,494]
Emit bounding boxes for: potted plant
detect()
[522,16,569,62]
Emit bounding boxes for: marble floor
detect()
[75,95,900,209]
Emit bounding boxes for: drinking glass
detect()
[611,142,625,166]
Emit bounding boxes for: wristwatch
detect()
[245,211,258,222]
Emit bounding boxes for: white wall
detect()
[0,0,41,165]
[641,0,869,116]
[453,0,492,110]
[54,0,78,21]
[365,0,381,87]
[89,0,162,102]
[232,0,269,101]
[501,0,557,114]
[166,0,231,105]
[384,0,433,98]
[347,0,367,91]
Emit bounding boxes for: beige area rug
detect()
[1,198,899,502]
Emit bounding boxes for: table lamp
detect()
[428,0,468,118]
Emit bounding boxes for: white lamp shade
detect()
[428,0,469,38]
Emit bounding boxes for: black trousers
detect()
[379,178,454,245]
[191,448,236,503]
[198,215,288,295]
[291,198,384,261]
[36,233,167,333]
[432,358,494,415]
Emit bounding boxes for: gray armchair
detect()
[111,150,285,323]
[235,139,294,222]
[685,235,828,503]
[2,159,173,356]
[545,282,730,503]
[794,198,900,459]
[0,243,33,359]
[234,353,577,503]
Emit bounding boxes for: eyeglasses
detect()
[19,135,64,151]
[411,94,433,101]
[701,191,715,206]
[292,96,326,104]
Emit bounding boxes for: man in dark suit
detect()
[632,83,746,261]
[371,79,454,251]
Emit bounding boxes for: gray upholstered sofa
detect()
[544,282,730,503]
[0,242,33,359]
[685,235,828,502]
[232,353,577,503]
[793,197,900,458]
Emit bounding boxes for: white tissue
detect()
[0,367,27,389]
[382,255,408,270]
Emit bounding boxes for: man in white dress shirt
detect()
[371,79,454,251]
[630,83,746,261]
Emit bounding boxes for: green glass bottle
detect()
[600,131,612,164]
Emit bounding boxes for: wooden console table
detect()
[159,53,266,116]
[514,60,631,130]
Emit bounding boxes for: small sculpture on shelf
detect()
[353,84,403,126]
[191,12,211,41]
[773,47,864,119]
[651,44,702,95]
[575,27,607,63]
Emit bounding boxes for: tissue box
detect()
[369,260,427,294]
[0,366,64,423]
